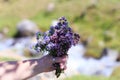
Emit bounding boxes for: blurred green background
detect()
[0,0,120,80]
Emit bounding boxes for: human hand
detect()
[39,54,67,72]
[0,54,67,80]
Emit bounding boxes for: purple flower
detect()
[73,33,80,45]
[35,16,80,60]
[55,25,61,30]
[44,36,50,43]
[49,26,55,35]
[34,16,80,77]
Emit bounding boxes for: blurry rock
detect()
[0,27,9,39]
[0,38,14,50]
[47,3,55,12]
[0,27,9,37]
[3,27,9,34]
[11,37,38,57]
[88,0,98,9]
[0,32,3,40]
[108,49,119,62]
[100,48,108,58]
[98,41,105,48]
[3,0,9,2]
[101,48,119,62]
[44,3,55,16]
[67,44,86,72]
[14,19,38,38]
[80,36,93,47]
[81,40,88,47]
[116,52,120,62]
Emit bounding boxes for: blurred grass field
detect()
[0,57,17,61]
[64,75,120,80]
[0,0,120,79]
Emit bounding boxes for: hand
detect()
[0,54,67,80]
[39,54,67,72]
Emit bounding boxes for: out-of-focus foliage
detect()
[0,57,17,61]
[111,66,120,79]
[64,75,118,80]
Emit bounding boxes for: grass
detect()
[111,66,120,79]
[0,57,17,61]
[64,75,119,80]
[0,16,20,36]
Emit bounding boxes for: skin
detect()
[0,54,67,80]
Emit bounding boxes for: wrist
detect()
[33,58,45,74]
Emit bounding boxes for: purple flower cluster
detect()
[34,16,80,77]
[35,17,80,57]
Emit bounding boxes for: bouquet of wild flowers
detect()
[34,17,80,77]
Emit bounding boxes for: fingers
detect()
[42,54,67,72]
[54,56,67,70]
[54,56,67,63]
[60,62,67,70]
[52,62,67,71]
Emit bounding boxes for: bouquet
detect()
[34,17,80,77]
